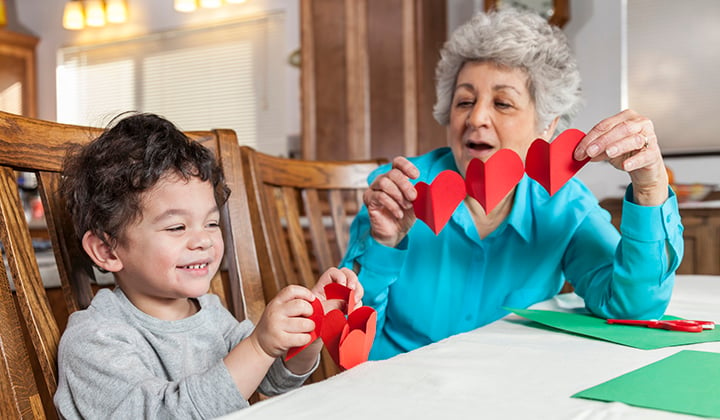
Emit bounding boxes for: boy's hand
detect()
[312,267,364,313]
[251,285,319,358]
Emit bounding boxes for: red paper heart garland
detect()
[413,170,466,235]
[465,148,525,216]
[413,129,589,234]
[285,284,376,371]
[525,128,590,195]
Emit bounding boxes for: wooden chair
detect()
[238,145,386,382]
[0,111,263,418]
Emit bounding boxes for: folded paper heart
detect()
[465,148,525,215]
[285,284,377,371]
[413,170,466,235]
[525,128,589,196]
[413,129,588,234]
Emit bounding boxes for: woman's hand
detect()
[574,109,669,206]
[363,156,420,247]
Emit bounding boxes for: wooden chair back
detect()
[239,145,385,381]
[0,111,261,418]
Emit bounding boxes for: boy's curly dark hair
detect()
[61,112,230,247]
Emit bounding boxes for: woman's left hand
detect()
[574,109,668,206]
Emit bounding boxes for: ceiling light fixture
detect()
[174,0,198,13]
[62,0,85,30]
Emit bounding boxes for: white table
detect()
[220,275,720,420]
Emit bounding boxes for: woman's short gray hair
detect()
[433,7,583,135]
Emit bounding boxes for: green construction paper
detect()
[573,350,720,418]
[506,307,720,350]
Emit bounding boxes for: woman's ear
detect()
[82,231,123,272]
[543,116,561,140]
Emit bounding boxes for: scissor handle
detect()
[656,320,704,333]
[607,319,715,333]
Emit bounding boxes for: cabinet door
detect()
[0,29,38,117]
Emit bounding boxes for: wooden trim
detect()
[300,0,317,160]
[344,0,370,159]
[402,0,418,157]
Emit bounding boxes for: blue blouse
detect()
[341,147,684,360]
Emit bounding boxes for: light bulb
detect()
[84,0,106,27]
[200,0,223,8]
[174,0,198,12]
[106,0,128,23]
[63,1,85,30]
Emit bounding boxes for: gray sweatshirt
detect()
[54,288,314,419]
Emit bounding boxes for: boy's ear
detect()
[81,231,123,272]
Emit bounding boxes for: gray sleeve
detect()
[223,308,319,396]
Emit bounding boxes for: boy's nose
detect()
[189,231,214,249]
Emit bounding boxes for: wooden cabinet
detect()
[0,29,38,117]
[300,0,447,161]
[600,196,720,275]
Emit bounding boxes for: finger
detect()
[574,110,647,160]
[604,132,650,160]
[391,156,420,180]
[365,187,409,220]
[325,267,348,287]
[371,171,417,208]
[275,285,316,305]
[285,317,317,334]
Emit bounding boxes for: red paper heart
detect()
[465,149,525,214]
[324,282,357,313]
[320,309,348,367]
[318,284,377,370]
[285,297,325,361]
[413,170,466,234]
[525,129,590,195]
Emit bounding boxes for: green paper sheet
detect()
[506,307,720,350]
[573,350,720,418]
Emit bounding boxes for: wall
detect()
[12,0,720,200]
[13,0,300,139]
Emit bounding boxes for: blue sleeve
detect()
[564,186,684,319]
[340,204,407,336]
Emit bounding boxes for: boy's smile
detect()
[110,174,224,320]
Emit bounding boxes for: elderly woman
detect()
[340,8,683,360]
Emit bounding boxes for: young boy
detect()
[53,113,362,419]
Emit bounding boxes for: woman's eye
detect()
[495,101,512,109]
[457,100,474,108]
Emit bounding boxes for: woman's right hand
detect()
[363,156,419,248]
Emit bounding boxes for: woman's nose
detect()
[465,102,490,129]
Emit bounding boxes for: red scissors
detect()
[607,319,716,333]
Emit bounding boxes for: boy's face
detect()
[112,175,224,316]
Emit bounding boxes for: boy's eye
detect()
[166,225,185,232]
[207,221,220,229]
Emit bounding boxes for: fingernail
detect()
[587,144,600,157]
[607,146,617,157]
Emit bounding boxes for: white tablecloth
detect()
[219,275,720,420]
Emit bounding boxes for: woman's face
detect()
[447,61,541,176]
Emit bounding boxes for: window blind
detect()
[626,0,720,154]
[57,12,287,156]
